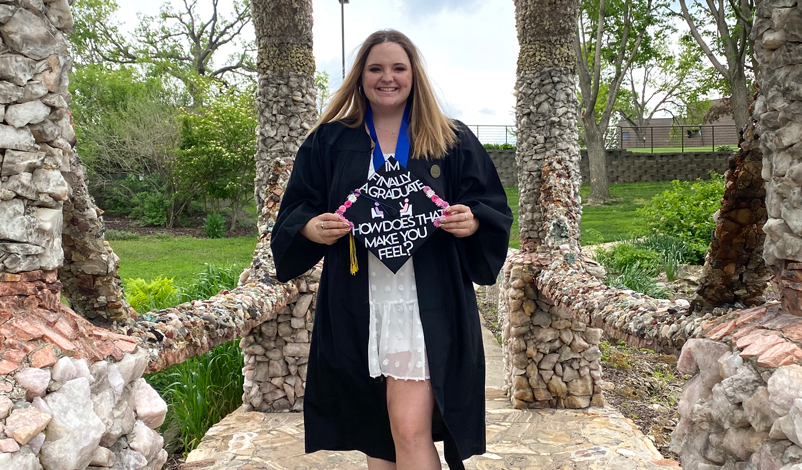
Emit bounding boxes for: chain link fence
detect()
[616,125,739,152]
[466,125,516,145]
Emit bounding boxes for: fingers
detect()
[317,213,351,245]
[438,204,479,238]
[303,213,352,245]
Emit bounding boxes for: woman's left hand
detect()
[438,204,479,238]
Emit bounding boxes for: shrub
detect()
[124,276,178,313]
[631,234,706,265]
[203,212,226,239]
[594,242,665,276]
[483,143,516,150]
[129,190,169,227]
[177,263,241,303]
[606,263,671,299]
[145,339,244,454]
[636,173,724,247]
[104,229,140,241]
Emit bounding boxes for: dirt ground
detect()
[103,215,257,239]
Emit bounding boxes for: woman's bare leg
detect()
[366,456,396,469]
[386,377,440,469]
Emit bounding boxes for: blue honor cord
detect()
[365,101,411,170]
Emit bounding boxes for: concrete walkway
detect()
[184,325,680,469]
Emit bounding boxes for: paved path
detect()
[184,325,680,470]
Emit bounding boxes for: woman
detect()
[271,30,512,470]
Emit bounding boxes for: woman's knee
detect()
[389,413,431,449]
[386,378,435,449]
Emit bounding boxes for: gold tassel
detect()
[349,233,358,275]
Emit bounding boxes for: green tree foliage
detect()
[315,70,331,116]
[70,1,258,232]
[575,0,665,203]
[675,0,754,131]
[177,87,257,231]
[71,0,255,104]
[617,33,711,135]
[70,65,199,228]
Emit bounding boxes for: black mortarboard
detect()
[336,156,449,274]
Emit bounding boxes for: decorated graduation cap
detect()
[335,103,450,274]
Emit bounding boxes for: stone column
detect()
[694,132,770,309]
[514,0,582,252]
[248,0,317,281]
[59,158,135,326]
[0,0,73,308]
[753,0,802,313]
[242,0,318,412]
[501,0,589,410]
[0,0,132,327]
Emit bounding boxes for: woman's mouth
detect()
[378,87,397,92]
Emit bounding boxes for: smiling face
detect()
[361,42,413,114]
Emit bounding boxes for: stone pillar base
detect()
[500,258,605,410]
[241,266,318,412]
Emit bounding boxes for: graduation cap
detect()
[335,156,450,274]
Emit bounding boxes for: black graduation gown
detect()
[271,120,513,468]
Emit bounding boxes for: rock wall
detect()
[487,149,732,187]
[0,353,168,470]
[499,248,726,410]
[753,0,802,312]
[0,266,168,468]
[671,304,802,470]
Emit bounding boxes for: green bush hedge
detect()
[636,173,724,247]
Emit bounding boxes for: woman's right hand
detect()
[300,213,352,245]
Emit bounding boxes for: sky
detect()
[116,0,519,126]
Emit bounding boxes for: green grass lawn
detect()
[110,235,257,287]
[505,181,672,248]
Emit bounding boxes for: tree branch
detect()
[679,0,731,79]
[589,0,606,107]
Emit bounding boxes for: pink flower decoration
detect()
[344,200,352,208]
[354,189,361,195]
[433,218,441,228]
[431,195,441,204]
[337,205,346,213]
[423,186,431,193]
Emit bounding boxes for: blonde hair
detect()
[312,29,457,159]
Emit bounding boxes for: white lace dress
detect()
[366,154,430,381]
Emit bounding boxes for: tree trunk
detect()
[729,69,751,137]
[249,0,317,281]
[584,121,611,203]
[515,0,582,252]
